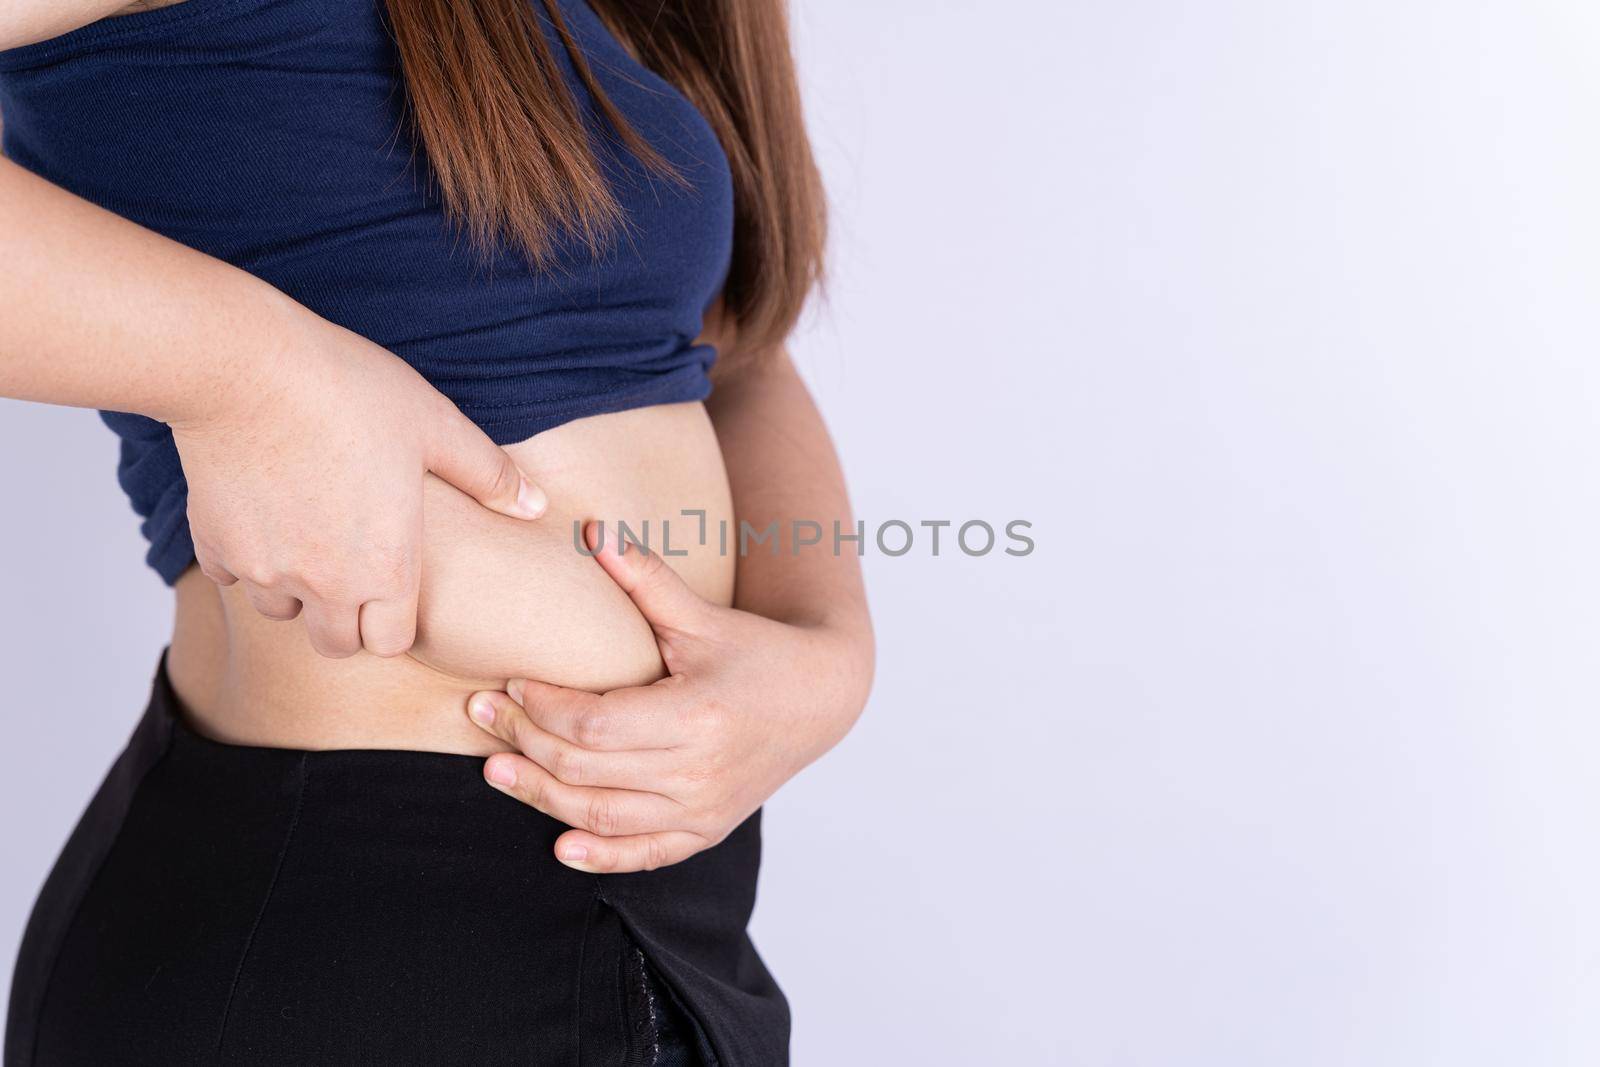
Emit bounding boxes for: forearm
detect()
[0,0,133,53]
[707,349,873,653]
[0,156,303,424]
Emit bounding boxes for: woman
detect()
[0,0,872,1063]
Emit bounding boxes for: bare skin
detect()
[168,401,737,756]
[3,0,186,50]
[2,0,873,873]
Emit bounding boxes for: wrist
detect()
[162,282,317,430]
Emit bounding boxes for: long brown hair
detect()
[383,0,824,363]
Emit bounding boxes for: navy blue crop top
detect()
[0,0,734,585]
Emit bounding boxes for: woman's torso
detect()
[0,0,741,752]
[169,400,735,753]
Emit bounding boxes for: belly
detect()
[167,402,734,754]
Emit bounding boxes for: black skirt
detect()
[5,655,787,1066]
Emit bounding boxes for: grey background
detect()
[4,0,1599,1063]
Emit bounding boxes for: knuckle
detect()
[505,712,537,756]
[691,697,730,734]
[638,547,668,579]
[641,837,671,872]
[572,713,608,749]
[492,455,520,498]
[585,794,620,836]
[246,589,296,620]
[451,439,518,503]
[524,773,551,812]
[195,554,233,585]
[235,563,278,588]
[548,744,583,786]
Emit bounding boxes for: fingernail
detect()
[486,759,516,788]
[516,479,547,519]
[468,697,495,726]
[558,844,590,866]
[507,679,524,705]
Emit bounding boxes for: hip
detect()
[6,656,782,1066]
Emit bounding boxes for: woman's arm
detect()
[0,156,547,656]
[707,348,874,648]
[465,346,876,873]
[0,0,139,53]
[0,156,303,419]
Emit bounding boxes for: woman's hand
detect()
[0,153,545,658]
[171,316,547,659]
[464,523,873,873]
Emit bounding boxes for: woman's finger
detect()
[426,404,547,521]
[480,753,681,837]
[584,520,712,656]
[242,582,302,622]
[195,552,239,587]
[467,691,672,789]
[300,598,361,659]
[358,593,419,658]
[552,828,708,874]
[510,677,691,751]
